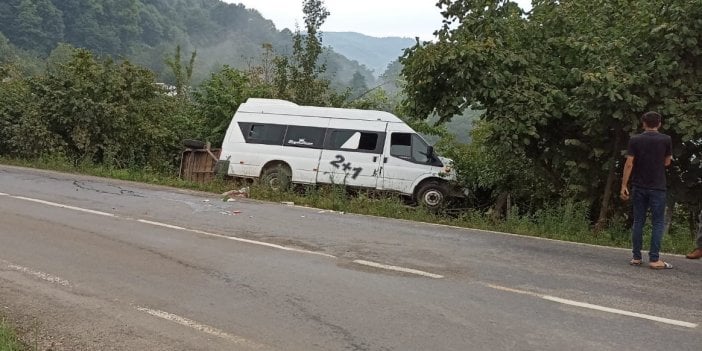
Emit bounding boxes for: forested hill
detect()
[0,0,375,85]
[324,32,414,77]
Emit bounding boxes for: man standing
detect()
[621,111,673,269]
[686,209,702,259]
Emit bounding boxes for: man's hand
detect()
[621,156,634,201]
[620,186,630,201]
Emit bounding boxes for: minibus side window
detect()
[411,134,430,163]
[284,126,326,148]
[330,130,356,149]
[243,123,286,145]
[329,130,380,152]
[358,133,379,151]
[391,133,436,164]
[390,133,412,160]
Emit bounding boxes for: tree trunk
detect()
[594,131,622,233]
[506,193,512,219]
[663,199,675,234]
[689,205,702,239]
[491,192,510,221]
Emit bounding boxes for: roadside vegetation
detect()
[0,0,700,253]
[0,156,694,255]
[0,319,24,351]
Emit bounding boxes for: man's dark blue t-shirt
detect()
[626,131,672,191]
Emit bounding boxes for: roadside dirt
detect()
[0,274,229,351]
[1,280,93,351]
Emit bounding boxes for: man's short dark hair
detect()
[641,111,662,128]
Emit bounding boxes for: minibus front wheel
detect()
[416,180,448,210]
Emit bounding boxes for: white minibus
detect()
[218,98,463,208]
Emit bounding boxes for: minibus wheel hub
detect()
[423,190,443,206]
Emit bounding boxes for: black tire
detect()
[261,164,292,191]
[183,139,206,149]
[416,180,448,210]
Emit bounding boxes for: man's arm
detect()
[665,137,673,166]
[620,156,634,200]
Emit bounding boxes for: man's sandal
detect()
[629,259,642,266]
[649,261,673,269]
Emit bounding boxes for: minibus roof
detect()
[239,98,405,123]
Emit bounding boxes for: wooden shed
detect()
[179,143,222,183]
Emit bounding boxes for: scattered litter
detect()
[318,210,345,215]
[301,216,306,218]
[219,210,242,216]
[222,187,250,200]
[202,199,210,203]
[226,198,236,202]
[281,201,295,206]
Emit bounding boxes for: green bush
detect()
[1,49,198,171]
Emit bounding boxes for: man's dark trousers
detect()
[631,187,666,262]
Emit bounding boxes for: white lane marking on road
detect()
[11,196,115,217]
[139,218,336,258]
[353,260,444,279]
[486,284,698,329]
[189,228,337,259]
[5,193,336,259]
[137,219,186,231]
[136,307,266,349]
[541,296,698,329]
[0,259,71,287]
[6,193,449,279]
[486,283,541,297]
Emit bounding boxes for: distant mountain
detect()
[323,32,415,77]
[0,0,375,87]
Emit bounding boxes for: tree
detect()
[45,43,77,74]
[165,45,196,98]
[193,66,259,146]
[0,0,65,55]
[401,0,702,228]
[6,48,194,169]
[0,32,44,75]
[274,0,333,106]
[0,63,31,155]
[349,71,368,97]
[0,32,16,65]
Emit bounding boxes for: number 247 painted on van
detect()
[330,155,363,179]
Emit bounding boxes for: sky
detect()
[228,0,533,40]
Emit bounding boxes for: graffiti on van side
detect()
[330,155,363,179]
[288,138,314,146]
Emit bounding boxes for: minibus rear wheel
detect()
[261,163,292,191]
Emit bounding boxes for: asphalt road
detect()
[0,165,700,350]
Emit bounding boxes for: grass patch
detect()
[0,319,25,351]
[1,156,696,255]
